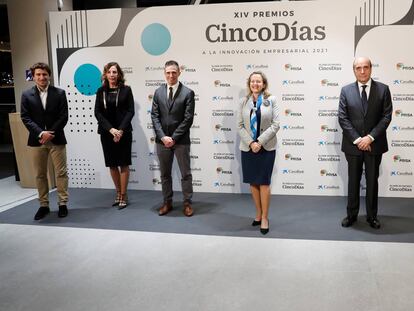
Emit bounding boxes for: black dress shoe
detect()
[367,218,381,229]
[260,221,269,235]
[58,205,68,218]
[252,219,261,226]
[34,206,50,220]
[341,216,357,227]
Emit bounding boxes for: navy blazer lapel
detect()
[31,86,45,111]
[367,80,378,114]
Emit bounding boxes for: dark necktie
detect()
[168,86,173,108]
[361,85,368,114]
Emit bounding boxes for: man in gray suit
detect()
[338,57,392,229]
[151,60,195,217]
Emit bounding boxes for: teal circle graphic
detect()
[74,64,101,96]
[141,23,171,56]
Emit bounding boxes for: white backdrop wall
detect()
[49,0,414,197]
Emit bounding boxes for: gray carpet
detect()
[0,188,413,242]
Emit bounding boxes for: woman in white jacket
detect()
[237,71,280,234]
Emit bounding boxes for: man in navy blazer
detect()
[338,57,392,229]
[21,62,69,220]
[151,60,195,217]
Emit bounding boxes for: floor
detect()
[1,176,413,311]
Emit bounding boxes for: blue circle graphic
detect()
[74,64,101,96]
[141,23,171,56]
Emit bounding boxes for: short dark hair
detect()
[30,62,51,76]
[102,62,125,88]
[164,60,179,70]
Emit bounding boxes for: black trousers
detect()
[345,153,383,220]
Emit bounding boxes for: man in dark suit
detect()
[151,60,195,217]
[338,57,392,229]
[21,62,69,220]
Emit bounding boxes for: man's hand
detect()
[357,136,372,151]
[39,131,55,144]
[161,136,175,148]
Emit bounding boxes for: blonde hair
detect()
[246,71,271,99]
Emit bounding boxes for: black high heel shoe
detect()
[112,192,121,207]
[260,220,269,235]
[251,219,261,226]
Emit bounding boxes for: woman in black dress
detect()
[95,62,135,209]
[237,72,280,234]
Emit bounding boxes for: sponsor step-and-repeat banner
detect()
[49,0,414,197]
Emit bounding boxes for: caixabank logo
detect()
[282,80,305,86]
[213,181,235,188]
[282,169,304,175]
[284,153,302,161]
[284,63,302,71]
[393,79,414,85]
[213,139,234,144]
[393,155,411,163]
[318,95,339,101]
[149,164,160,171]
[282,125,305,130]
[284,109,303,117]
[390,170,413,177]
[395,109,413,117]
[318,140,340,146]
[182,81,199,86]
[320,79,339,87]
[212,95,233,102]
[144,66,164,72]
[317,184,340,190]
[392,126,414,132]
[320,125,338,132]
[320,169,337,177]
[396,63,414,70]
[246,64,269,70]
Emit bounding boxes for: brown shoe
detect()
[183,202,193,217]
[158,202,172,216]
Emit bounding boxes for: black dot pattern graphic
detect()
[68,158,96,187]
[66,84,97,133]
